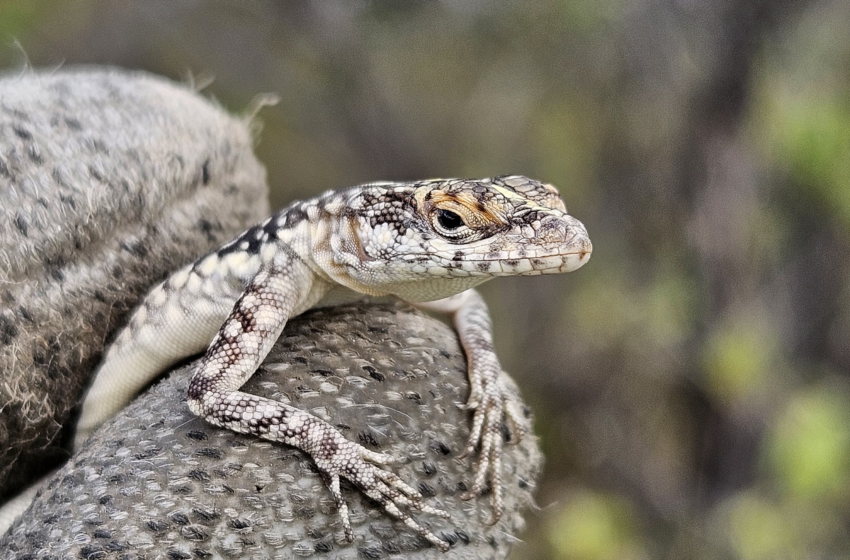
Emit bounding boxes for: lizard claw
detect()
[503,390,532,445]
[314,437,452,552]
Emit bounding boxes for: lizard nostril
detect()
[537,220,569,244]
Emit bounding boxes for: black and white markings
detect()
[73,175,592,552]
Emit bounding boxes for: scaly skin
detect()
[63,176,592,550]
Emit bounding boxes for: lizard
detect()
[64,175,591,551]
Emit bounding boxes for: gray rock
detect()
[0,66,542,558]
[1,304,541,558]
[0,67,269,500]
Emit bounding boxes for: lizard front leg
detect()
[186,255,452,551]
[414,289,531,524]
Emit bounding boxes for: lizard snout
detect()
[537,214,592,272]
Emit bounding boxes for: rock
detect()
[1,304,541,558]
[0,67,269,500]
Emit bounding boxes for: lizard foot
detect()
[313,436,452,552]
[460,375,531,525]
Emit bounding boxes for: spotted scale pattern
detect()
[70,175,592,553]
[184,256,452,550]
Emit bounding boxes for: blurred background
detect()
[2,0,849,558]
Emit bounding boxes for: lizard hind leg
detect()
[74,261,247,450]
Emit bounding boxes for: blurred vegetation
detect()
[1,0,849,558]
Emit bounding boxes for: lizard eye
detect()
[437,209,464,230]
[430,206,481,242]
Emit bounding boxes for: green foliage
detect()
[548,490,647,560]
[720,492,801,560]
[753,3,850,235]
[764,90,850,231]
[703,311,778,404]
[767,382,850,502]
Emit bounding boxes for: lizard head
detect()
[332,176,592,301]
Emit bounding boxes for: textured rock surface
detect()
[0,67,269,500]
[1,304,542,558]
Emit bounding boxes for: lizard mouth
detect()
[524,232,593,274]
[447,233,593,276]
[492,214,592,275]
[517,247,592,275]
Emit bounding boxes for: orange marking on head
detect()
[430,191,509,226]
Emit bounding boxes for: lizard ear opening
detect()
[349,219,374,262]
[330,215,374,269]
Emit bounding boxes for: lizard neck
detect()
[310,215,391,298]
[290,195,391,299]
